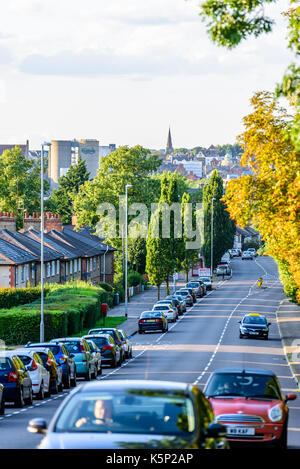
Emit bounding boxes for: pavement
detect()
[276,298,300,388]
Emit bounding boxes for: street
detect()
[0,255,299,449]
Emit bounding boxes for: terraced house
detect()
[0,212,115,288]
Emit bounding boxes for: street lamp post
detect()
[40,144,45,342]
[211,197,216,277]
[125,184,132,318]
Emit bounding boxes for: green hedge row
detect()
[0,285,51,310]
[0,282,114,345]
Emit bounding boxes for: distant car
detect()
[15,348,51,400]
[204,368,297,448]
[247,248,258,257]
[165,295,183,315]
[198,276,212,291]
[172,294,187,312]
[83,334,121,368]
[50,338,95,381]
[27,380,229,449]
[117,330,133,359]
[25,342,76,389]
[239,313,271,340]
[86,340,102,376]
[153,303,177,323]
[23,346,63,394]
[186,281,204,298]
[184,287,196,303]
[230,249,240,257]
[176,290,193,306]
[242,251,253,260]
[155,300,178,320]
[138,311,168,334]
[0,351,33,407]
[88,328,125,364]
[216,264,231,276]
[0,383,4,415]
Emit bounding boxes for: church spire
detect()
[165,126,174,155]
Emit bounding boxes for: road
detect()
[0,256,299,449]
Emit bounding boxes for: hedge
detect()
[0,282,114,345]
[0,285,51,310]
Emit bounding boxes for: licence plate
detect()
[249,331,259,335]
[147,320,155,322]
[227,426,255,436]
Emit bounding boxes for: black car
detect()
[138,311,168,334]
[25,342,76,389]
[239,314,271,340]
[88,328,125,363]
[83,334,121,368]
[27,380,228,449]
[0,351,33,408]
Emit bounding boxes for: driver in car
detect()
[75,399,114,428]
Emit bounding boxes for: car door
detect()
[34,352,50,392]
[82,339,93,372]
[15,356,31,399]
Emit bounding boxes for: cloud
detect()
[0,44,13,64]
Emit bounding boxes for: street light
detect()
[40,142,50,342]
[211,197,216,277]
[124,184,132,318]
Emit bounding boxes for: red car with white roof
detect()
[204,368,296,448]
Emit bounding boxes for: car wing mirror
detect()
[205,422,227,439]
[27,418,48,435]
[285,393,297,402]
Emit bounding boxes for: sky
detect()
[0,0,294,150]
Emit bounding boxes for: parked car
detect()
[176,290,193,307]
[230,249,240,257]
[204,368,297,448]
[50,338,95,381]
[152,303,177,323]
[26,342,76,389]
[198,276,212,291]
[0,383,4,415]
[186,281,204,298]
[117,330,133,359]
[242,251,253,260]
[0,351,33,407]
[172,294,187,312]
[83,334,121,368]
[88,328,125,364]
[86,340,102,376]
[166,295,184,315]
[26,347,63,394]
[155,300,178,320]
[15,348,51,400]
[239,313,271,340]
[27,380,228,449]
[138,311,168,334]
[183,287,196,303]
[216,264,231,276]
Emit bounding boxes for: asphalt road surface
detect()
[1,256,299,449]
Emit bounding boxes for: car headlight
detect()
[268,405,283,422]
[240,327,247,333]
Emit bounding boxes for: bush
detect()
[127,271,145,287]
[243,239,261,251]
[276,258,298,302]
[97,282,114,293]
[0,285,50,310]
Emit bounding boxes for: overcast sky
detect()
[0,0,294,150]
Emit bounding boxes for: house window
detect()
[90,258,93,272]
[74,258,77,273]
[70,260,73,275]
[66,262,69,276]
[46,263,51,278]
[56,260,60,275]
[93,258,97,271]
[25,264,29,281]
[15,266,18,285]
[21,266,25,283]
[52,261,55,276]
[32,263,35,280]
[78,258,81,272]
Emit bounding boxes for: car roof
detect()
[51,338,83,342]
[141,310,157,314]
[210,368,275,377]
[26,342,62,348]
[23,346,51,353]
[89,328,118,332]
[243,313,266,318]
[77,380,191,394]
[0,350,18,357]
[83,334,111,339]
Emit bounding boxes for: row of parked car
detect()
[138,277,212,334]
[0,327,133,413]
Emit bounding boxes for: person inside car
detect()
[75,399,114,429]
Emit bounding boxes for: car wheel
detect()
[129,349,133,358]
[15,388,25,408]
[239,333,244,339]
[71,371,77,387]
[264,334,269,340]
[0,395,5,415]
[58,380,63,392]
[98,365,102,376]
[138,330,143,334]
[85,368,92,381]
[25,388,33,406]
[36,383,45,400]
[111,357,118,368]
[63,373,71,390]
[52,380,59,394]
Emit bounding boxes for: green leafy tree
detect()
[46,158,90,224]
[180,192,199,282]
[0,146,48,229]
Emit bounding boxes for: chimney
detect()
[45,213,63,233]
[0,212,17,233]
[72,213,78,226]
[23,213,42,232]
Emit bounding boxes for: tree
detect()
[223,92,300,301]
[46,158,89,224]
[0,146,48,229]
[202,170,235,270]
[180,192,199,282]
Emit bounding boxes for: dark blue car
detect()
[25,342,77,389]
[0,351,33,407]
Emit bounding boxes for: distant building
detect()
[99,144,116,157]
[165,127,174,156]
[0,140,29,158]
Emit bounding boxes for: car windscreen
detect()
[61,342,82,353]
[243,316,267,325]
[54,391,196,436]
[16,355,31,366]
[0,357,12,371]
[87,337,110,347]
[199,277,210,282]
[140,312,162,319]
[153,305,169,311]
[44,345,60,356]
[205,373,281,399]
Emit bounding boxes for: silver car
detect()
[117,330,133,359]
